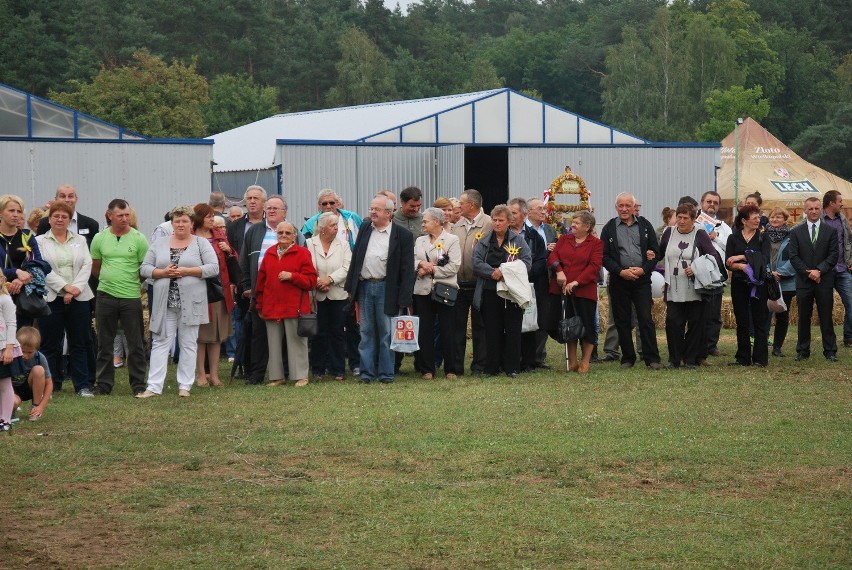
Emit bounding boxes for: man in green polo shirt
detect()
[90,199,149,395]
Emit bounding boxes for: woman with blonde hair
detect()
[766,206,796,357]
[0,195,48,327]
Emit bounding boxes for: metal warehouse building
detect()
[0,82,213,235]
[209,88,720,227]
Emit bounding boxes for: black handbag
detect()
[206,275,225,303]
[15,289,51,318]
[431,283,458,306]
[766,270,781,301]
[556,296,584,343]
[297,290,318,338]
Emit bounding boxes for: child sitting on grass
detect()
[0,275,21,431]
[12,326,52,422]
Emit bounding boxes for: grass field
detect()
[2,330,850,569]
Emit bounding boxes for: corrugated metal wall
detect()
[1,140,212,236]
[508,146,719,230]
[280,145,438,225]
[212,169,279,202]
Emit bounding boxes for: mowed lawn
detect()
[2,329,850,569]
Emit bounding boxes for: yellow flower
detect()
[435,242,443,250]
[504,243,520,256]
[475,232,483,241]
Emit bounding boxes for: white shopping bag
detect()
[521,284,538,333]
[390,315,420,353]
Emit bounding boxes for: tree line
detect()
[1,0,849,178]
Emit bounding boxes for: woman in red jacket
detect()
[255,221,318,387]
[546,211,603,374]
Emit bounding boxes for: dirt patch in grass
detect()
[1,511,137,570]
[709,465,851,499]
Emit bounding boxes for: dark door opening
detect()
[464,147,508,212]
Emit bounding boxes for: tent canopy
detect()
[718,118,851,222]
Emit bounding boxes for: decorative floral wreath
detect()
[544,165,590,229]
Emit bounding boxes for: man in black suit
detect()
[37,184,100,393]
[344,195,415,384]
[37,184,99,246]
[789,196,840,361]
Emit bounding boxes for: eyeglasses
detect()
[266,206,285,212]
[277,231,295,235]
[320,201,336,206]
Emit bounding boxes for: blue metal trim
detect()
[277,164,284,197]
[271,139,717,149]
[576,115,580,144]
[0,136,212,145]
[435,115,439,144]
[472,102,476,144]
[26,94,32,137]
[73,111,79,138]
[359,88,507,142]
[2,81,147,140]
[541,102,546,144]
[506,91,511,144]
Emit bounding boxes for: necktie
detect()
[811,223,817,244]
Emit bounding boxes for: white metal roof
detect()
[208,88,648,172]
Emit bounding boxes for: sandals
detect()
[209,377,224,388]
[195,376,210,388]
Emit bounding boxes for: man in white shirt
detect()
[345,196,415,383]
[698,191,731,359]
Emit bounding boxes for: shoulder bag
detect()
[297,290,318,338]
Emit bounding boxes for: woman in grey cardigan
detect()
[137,206,219,398]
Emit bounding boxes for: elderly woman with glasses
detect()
[414,207,461,379]
[255,221,317,387]
[306,211,351,381]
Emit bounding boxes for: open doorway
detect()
[464,147,508,212]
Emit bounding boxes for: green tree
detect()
[707,0,783,100]
[696,85,770,141]
[326,26,398,107]
[204,74,279,135]
[49,50,209,138]
[791,103,852,181]
[0,8,67,94]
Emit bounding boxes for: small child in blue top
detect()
[12,326,52,422]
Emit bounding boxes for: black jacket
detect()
[600,215,659,284]
[788,220,839,290]
[344,221,415,315]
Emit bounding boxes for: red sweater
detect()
[547,234,603,301]
[255,244,318,320]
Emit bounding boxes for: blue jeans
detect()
[38,299,91,392]
[834,269,852,342]
[358,280,394,381]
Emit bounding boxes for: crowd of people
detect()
[0,183,848,430]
